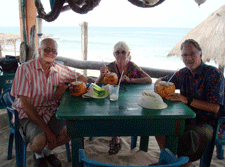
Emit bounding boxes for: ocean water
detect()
[0,26,218,71]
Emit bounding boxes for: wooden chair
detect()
[0,89,71,167]
[78,148,189,167]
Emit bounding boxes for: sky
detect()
[1,0,225,28]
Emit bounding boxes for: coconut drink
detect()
[69,81,87,96]
[104,72,118,85]
[156,81,175,98]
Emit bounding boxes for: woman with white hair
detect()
[96,41,152,84]
[96,41,152,155]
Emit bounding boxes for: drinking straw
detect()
[118,70,124,87]
[102,59,106,67]
[102,59,109,76]
[74,69,77,82]
[126,55,131,62]
[168,68,179,82]
[115,70,124,95]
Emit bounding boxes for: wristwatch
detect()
[187,97,193,106]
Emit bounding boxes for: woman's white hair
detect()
[113,41,130,53]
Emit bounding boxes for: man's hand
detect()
[54,84,68,101]
[165,93,188,104]
[45,130,57,150]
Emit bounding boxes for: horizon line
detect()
[0,26,193,29]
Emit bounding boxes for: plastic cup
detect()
[109,85,119,101]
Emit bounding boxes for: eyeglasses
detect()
[115,50,126,55]
[43,47,58,54]
[181,52,198,58]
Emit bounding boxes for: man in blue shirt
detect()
[154,39,224,167]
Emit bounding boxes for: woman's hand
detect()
[96,67,109,84]
[100,67,109,77]
[121,75,130,83]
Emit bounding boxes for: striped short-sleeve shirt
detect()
[11,57,81,123]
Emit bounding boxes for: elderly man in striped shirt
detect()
[11,38,87,167]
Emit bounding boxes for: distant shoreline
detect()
[0,26,192,29]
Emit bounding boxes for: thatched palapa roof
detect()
[167,5,225,67]
[0,33,20,44]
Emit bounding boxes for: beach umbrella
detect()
[167,5,225,72]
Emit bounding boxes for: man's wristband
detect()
[187,97,193,106]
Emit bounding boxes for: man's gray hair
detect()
[180,39,202,53]
[39,38,58,49]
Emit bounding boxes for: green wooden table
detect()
[56,83,196,167]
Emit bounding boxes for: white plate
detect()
[82,92,109,99]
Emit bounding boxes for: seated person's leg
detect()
[19,118,46,153]
[155,136,165,150]
[153,125,213,167]
[47,114,71,150]
[55,126,71,147]
[177,124,213,162]
[19,115,67,167]
[109,136,121,155]
[19,118,48,167]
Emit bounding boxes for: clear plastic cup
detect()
[109,85,119,101]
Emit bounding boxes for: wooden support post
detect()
[80,22,88,77]
[19,0,38,48]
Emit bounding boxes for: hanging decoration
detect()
[127,0,165,8]
[35,0,101,22]
[35,0,167,22]
[194,0,206,6]
[20,25,36,62]
[36,15,43,38]
[35,0,208,22]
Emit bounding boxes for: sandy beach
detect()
[0,109,225,167]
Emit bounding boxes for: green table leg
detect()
[140,136,149,152]
[71,137,84,167]
[165,136,178,155]
[164,119,185,155]
[131,136,137,150]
